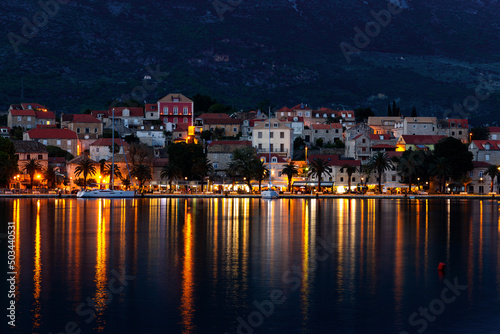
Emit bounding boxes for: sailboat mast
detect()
[268,107,271,185]
[111,108,115,189]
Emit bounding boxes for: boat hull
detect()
[77,190,135,198]
[261,190,279,199]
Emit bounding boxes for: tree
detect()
[368,152,394,193]
[430,157,452,193]
[411,107,417,117]
[485,165,500,193]
[307,158,332,192]
[281,161,299,192]
[470,126,489,141]
[315,138,324,147]
[340,164,358,193]
[457,175,472,193]
[354,107,375,123]
[47,145,74,161]
[434,137,473,181]
[74,157,97,189]
[9,126,23,140]
[230,147,260,188]
[192,157,214,192]
[44,166,63,189]
[102,164,123,182]
[121,177,131,190]
[131,164,152,194]
[395,150,423,192]
[127,142,154,167]
[253,160,269,193]
[192,93,217,114]
[0,138,18,187]
[160,162,182,191]
[208,103,233,114]
[167,142,204,180]
[23,159,43,189]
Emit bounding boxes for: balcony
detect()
[256,148,289,154]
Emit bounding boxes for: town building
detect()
[24,128,79,156]
[393,117,437,138]
[61,114,103,152]
[396,135,446,152]
[304,123,342,146]
[252,118,293,159]
[488,127,500,140]
[207,140,252,177]
[158,93,194,128]
[12,140,49,189]
[367,116,403,135]
[437,119,469,143]
[136,125,166,148]
[144,103,160,121]
[469,140,500,165]
[89,138,129,162]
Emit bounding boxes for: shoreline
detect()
[0,193,498,200]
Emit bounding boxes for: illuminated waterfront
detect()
[2,198,500,333]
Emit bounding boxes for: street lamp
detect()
[417,177,420,191]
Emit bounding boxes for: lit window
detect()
[174,107,178,115]
[183,108,188,115]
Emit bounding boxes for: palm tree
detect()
[368,152,394,193]
[44,166,63,189]
[23,159,43,189]
[430,157,452,193]
[281,161,299,192]
[131,164,153,194]
[121,176,131,190]
[457,175,472,193]
[307,158,332,192]
[340,164,358,193]
[192,157,214,192]
[485,165,500,193]
[395,151,421,192]
[160,162,182,192]
[102,164,123,183]
[253,160,269,193]
[74,157,97,189]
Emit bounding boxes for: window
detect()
[213,163,218,169]
[280,132,285,138]
[280,143,284,152]
[281,112,284,116]
[96,148,100,153]
[27,154,30,160]
[452,131,455,136]
[43,140,47,145]
[76,128,80,134]
[493,134,498,140]
[271,157,278,163]
[470,171,473,177]
[173,118,178,124]
[326,130,329,134]
[298,112,302,117]
[174,107,178,115]
[362,139,366,143]
[258,132,263,139]
[315,113,319,118]
[305,112,310,117]
[17,117,21,121]
[233,127,237,132]
[423,125,427,129]
[184,118,188,123]
[85,128,90,133]
[413,125,416,129]
[67,140,71,146]
[323,114,327,118]
[265,123,269,128]
[485,154,490,161]
[27,117,31,121]
[479,171,484,177]
[459,131,462,135]
[270,132,274,138]
[94,128,98,133]
[150,113,154,117]
[258,143,262,150]
[362,147,366,152]
[57,140,61,145]
[335,129,339,133]
[352,177,356,182]
[183,108,188,115]
[163,107,168,113]
[340,177,344,182]
[67,149,71,153]
[315,130,318,133]
[273,123,278,128]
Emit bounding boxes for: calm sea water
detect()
[1,198,500,334]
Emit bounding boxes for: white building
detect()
[136,125,166,148]
[89,138,129,162]
[252,118,294,159]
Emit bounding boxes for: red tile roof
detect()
[63,114,101,123]
[90,138,128,147]
[109,107,144,117]
[471,140,500,150]
[27,128,77,139]
[34,110,55,119]
[277,106,293,113]
[371,144,396,149]
[369,134,392,140]
[10,109,36,116]
[488,126,500,133]
[473,161,491,168]
[287,116,304,122]
[173,123,190,131]
[145,104,157,112]
[91,110,109,118]
[291,103,312,111]
[311,123,342,130]
[400,135,446,145]
[203,118,242,125]
[445,119,468,128]
[197,113,231,120]
[21,103,48,110]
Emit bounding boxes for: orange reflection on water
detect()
[13,199,21,302]
[33,200,42,330]
[180,203,195,333]
[93,199,109,332]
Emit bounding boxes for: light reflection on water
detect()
[1,198,500,333]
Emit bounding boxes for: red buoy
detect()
[438,262,446,271]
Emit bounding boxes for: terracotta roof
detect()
[10,109,36,116]
[67,155,97,164]
[91,110,109,118]
[291,103,312,111]
[444,119,468,128]
[36,124,57,128]
[34,110,55,119]
[369,134,392,140]
[311,123,342,130]
[203,118,242,125]
[471,140,500,150]
[286,116,304,122]
[62,114,101,123]
[400,135,446,145]
[371,144,396,149]
[21,103,47,110]
[473,161,491,168]
[90,138,128,147]
[334,110,355,118]
[26,128,77,139]
[488,126,500,133]
[208,140,252,147]
[308,154,361,167]
[12,140,47,153]
[277,106,293,113]
[173,123,190,131]
[145,104,157,112]
[197,113,231,120]
[158,93,193,103]
[109,107,144,117]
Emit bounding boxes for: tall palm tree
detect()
[340,164,358,193]
[160,162,182,192]
[485,165,500,193]
[131,164,153,194]
[368,152,394,193]
[74,157,97,189]
[430,157,452,193]
[23,159,43,189]
[44,166,63,189]
[102,164,123,182]
[253,160,269,193]
[307,158,332,192]
[192,157,214,192]
[281,161,299,192]
[396,151,421,192]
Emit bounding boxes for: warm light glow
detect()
[33,200,42,329]
[180,205,195,333]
